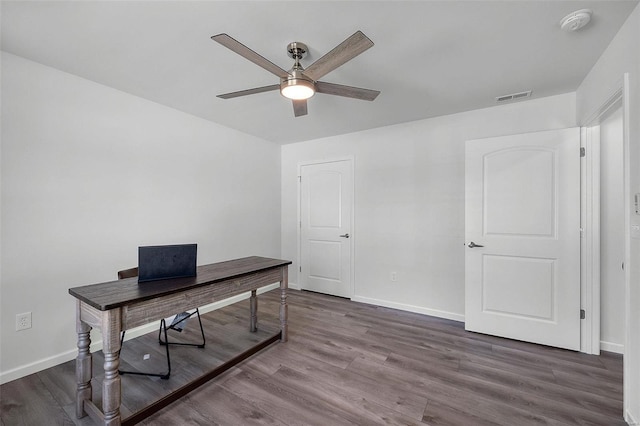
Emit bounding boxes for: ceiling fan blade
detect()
[292,99,308,117]
[303,31,374,82]
[217,84,280,99]
[211,33,290,79]
[315,81,380,101]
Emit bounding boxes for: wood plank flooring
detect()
[1,289,625,425]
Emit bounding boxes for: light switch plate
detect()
[631,224,640,239]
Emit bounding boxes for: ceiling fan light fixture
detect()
[280,78,315,100]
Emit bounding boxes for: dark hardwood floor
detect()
[1,289,625,425]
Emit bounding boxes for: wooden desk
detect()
[69,256,290,426]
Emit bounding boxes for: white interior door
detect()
[300,160,353,298]
[465,128,581,350]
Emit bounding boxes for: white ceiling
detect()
[2,1,638,144]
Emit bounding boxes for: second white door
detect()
[300,160,353,298]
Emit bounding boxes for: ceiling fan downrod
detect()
[287,42,308,70]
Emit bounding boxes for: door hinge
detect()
[299,266,301,272]
[580,147,586,157]
[580,309,586,319]
[298,175,302,182]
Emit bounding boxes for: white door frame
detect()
[580,74,630,357]
[580,123,601,355]
[297,156,356,298]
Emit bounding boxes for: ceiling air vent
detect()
[496,90,532,103]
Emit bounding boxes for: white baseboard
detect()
[351,295,465,323]
[288,282,301,290]
[0,283,280,385]
[626,410,638,426]
[600,340,624,354]
[0,348,80,385]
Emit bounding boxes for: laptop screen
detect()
[138,243,197,283]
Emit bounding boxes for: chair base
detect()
[159,308,206,349]
[118,309,206,379]
[119,370,171,380]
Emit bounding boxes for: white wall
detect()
[600,107,625,352]
[282,92,576,321]
[576,3,640,423]
[0,52,281,383]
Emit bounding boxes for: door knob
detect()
[339,233,350,238]
[468,241,484,248]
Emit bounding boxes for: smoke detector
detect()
[560,9,593,32]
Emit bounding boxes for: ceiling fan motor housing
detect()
[280,69,315,99]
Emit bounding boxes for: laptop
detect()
[138,243,197,283]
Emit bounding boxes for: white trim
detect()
[297,156,356,168]
[0,348,79,385]
[580,125,601,355]
[620,73,632,425]
[288,282,301,291]
[0,283,279,385]
[599,340,624,354]
[580,73,631,417]
[351,295,465,323]
[297,156,356,299]
[626,410,639,426]
[580,78,626,356]
[583,87,624,126]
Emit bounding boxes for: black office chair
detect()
[117,267,206,379]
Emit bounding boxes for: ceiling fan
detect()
[211,31,380,117]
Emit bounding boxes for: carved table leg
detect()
[102,309,122,425]
[250,289,258,332]
[280,267,288,342]
[75,301,92,419]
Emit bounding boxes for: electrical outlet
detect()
[390,272,397,282]
[16,312,32,331]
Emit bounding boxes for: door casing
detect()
[580,73,631,421]
[580,74,629,356]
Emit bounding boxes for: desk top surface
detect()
[69,256,291,311]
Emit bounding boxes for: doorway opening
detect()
[580,76,630,357]
[580,74,631,421]
[599,107,625,354]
